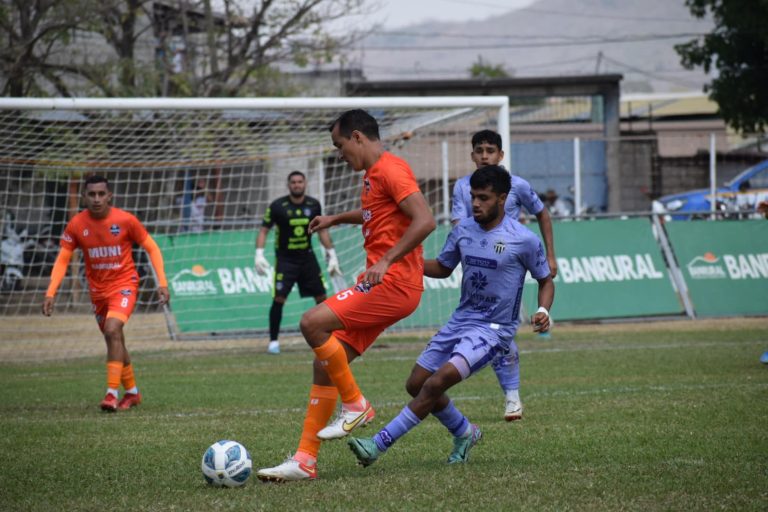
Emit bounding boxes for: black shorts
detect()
[274,256,327,299]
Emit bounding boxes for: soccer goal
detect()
[0,96,509,351]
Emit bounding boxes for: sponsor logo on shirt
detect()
[362,209,372,222]
[464,256,498,269]
[479,239,488,248]
[88,246,122,258]
[62,233,73,243]
[83,229,89,237]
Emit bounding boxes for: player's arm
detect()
[532,275,555,333]
[139,234,169,305]
[364,192,436,285]
[423,259,453,279]
[42,247,73,316]
[534,208,558,278]
[309,209,364,233]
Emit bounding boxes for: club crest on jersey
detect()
[362,209,372,222]
[355,281,372,294]
[494,241,505,254]
[110,224,120,236]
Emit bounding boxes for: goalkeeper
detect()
[254,171,341,354]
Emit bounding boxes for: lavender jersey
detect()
[451,173,545,222]
[437,215,550,334]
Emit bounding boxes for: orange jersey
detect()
[361,151,424,290]
[61,207,148,300]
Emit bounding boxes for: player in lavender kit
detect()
[348,165,554,466]
[452,129,557,421]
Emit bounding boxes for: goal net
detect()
[0,97,508,358]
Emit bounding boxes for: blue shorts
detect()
[416,322,511,375]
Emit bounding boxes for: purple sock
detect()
[432,400,469,437]
[373,406,421,452]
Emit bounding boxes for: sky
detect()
[372,0,536,29]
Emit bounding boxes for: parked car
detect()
[653,158,768,220]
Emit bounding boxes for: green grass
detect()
[1,323,767,511]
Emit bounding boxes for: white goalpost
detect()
[0,96,509,357]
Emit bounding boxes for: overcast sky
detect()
[373,0,536,29]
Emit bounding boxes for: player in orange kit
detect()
[257,109,436,482]
[42,175,170,412]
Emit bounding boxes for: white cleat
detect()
[256,457,317,482]
[267,341,280,354]
[317,402,376,440]
[504,399,523,422]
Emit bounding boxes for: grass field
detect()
[1,318,767,511]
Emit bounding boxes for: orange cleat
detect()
[117,392,142,411]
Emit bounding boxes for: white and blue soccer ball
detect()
[201,440,253,488]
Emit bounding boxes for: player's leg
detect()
[257,340,360,482]
[492,342,523,421]
[310,283,422,440]
[295,254,327,307]
[267,258,298,354]
[100,289,141,412]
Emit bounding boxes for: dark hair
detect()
[84,174,110,190]
[329,109,380,140]
[469,165,511,196]
[471,129,502,151]
[287,170,306,181]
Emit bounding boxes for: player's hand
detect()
[42,296,54,316]
[309,215,333,234]
[325,248,342,277]
[362,258,390,286]
[531,306,551,333]
[157,286,170,305]
[547,254,558,278]
[254,248,272,276]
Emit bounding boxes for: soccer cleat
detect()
[256,457,317,483]
[447,424,482,464]
[504,398,523,422]
[347,437,381,467]
[317,401,375,440]
[100,393,118,412]
[267,341,280,354]
[117,392,142,411]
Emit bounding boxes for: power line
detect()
[362,33,706,51]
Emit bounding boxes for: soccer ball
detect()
[201,440,253,487]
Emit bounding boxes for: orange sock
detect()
[106,361,123,391]
[297,385,338,460]
[313,336,362,405]
[121,364,136,391]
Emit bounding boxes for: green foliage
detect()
[469,56,510,79]
[0,322,766,510]
[675,0,768,134]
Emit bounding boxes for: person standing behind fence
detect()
[451,129,557,421]
[42,175,170,412]
[254,171,342,355]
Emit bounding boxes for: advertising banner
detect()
[664,220,768,317]
[523,218,683,320]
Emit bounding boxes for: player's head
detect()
[469,165,510,226]
[287,170,306,198]
[470,129,504,169]
[83,175,113,218]
[329,109,380,172]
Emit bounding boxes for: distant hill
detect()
[355,0,714,93]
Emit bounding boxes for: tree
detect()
[675,0,768,134]
[468,55,509,80]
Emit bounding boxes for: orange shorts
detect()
[325,279,422,355]
[91,288,138,331]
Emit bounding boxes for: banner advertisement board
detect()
[522,218,683,321]
[664,220,768,317]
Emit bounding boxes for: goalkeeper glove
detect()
[254,248,272,275]
[325,248,342,277]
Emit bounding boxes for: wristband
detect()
[326,248,337,258]
[536,306,549,317]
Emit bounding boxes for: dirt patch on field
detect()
[0,314,766,363]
